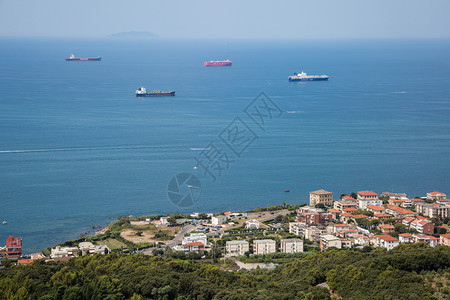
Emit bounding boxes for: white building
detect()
[225,240,249,256]
[50,246,78,259]
[374,235,399,251]
[182,233,208,246]
[253,239,276,255]
[289,222,307,236]
[245,219,260,229]
[79,242,109,255]
[357,191,382,210]
[398,233,413,243]
[280,239,303,253]
[320,235,342,251]
[211,215,227,225]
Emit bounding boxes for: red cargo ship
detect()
[204,60,232,67]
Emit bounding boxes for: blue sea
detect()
[1,38,450,253]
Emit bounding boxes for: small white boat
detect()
[1,221,7,225]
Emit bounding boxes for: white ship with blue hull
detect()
[288,71,328,81]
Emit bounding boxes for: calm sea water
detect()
[1,38,450,253]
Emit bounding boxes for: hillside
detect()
[0,244,449,299]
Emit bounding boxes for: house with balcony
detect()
[320,235,342,251]
[374,235,399,251]
[412,234,439,247]
[225,241,249,256]
[253,239,276,255]
[427,191,446,201]
[378,224,395,234]
[280,239,304,253]
[357,191,382,210]
[398,233,413,243]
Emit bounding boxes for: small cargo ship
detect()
[135,87,175,97]
[65,54,101,61]
[288,71,328,81]
[204,60,232,67]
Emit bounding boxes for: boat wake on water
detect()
[0,145,173,154]
[392,91,407,94]
[286,111,304,114]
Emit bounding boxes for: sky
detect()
[0,0,449,39]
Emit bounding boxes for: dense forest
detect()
[1,244,449,299]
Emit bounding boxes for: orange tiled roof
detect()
[428,191,445,196]
[352,214,369,219]
[379,224,395,229]
[367,205,385,211]
[342,208,358,212]
[184,242,204,247]
[358,191,378,196]
[328,209,341,213]
[440,234,450,239]
[375,235,398,242]
[399,233,412,237]
[333,224,349,227]
[374,213,392,217]
[342,196,356,201]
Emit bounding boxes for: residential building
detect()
[79,242,109,255]
[341,239,352,248]
[225,241,249,256]
[182,233,208,246]
[388,199,408,207]
[327,209,341,221]
[280,239,304,253]
[415,202,450,219]
[342,207,359,213]
[245,219,260,229]
[339,213,354,223]
[366,205,386,214]
[382,192,407,200]
[354,235,370,246]
[385,204,418,217]
[357,191,382,210]
[439,234,450,246]
[310,189,333,206]
[253,239,276,255]
[378,224,395,234]
[333,200,358,211]
[374,235,399,251]
[411,198,425,206]
[373,213,393,221]
[320,235,342,251]
[183,242,205,253]
[398,233,413,243]
[337,229,359,239]
[410,219,434,235]
[342,196,357,202]
[211,215,227,225]
[305,226,328,241]
[289,222,307,236]
[427,191,446,201]
[5,235,22,259]
[297,206,332,225]
[412,234,439,247]
[333,224,350,234]
[50,246,79,258]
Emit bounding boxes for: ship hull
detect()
[204,61,232,67]
[289,77,328,82]
[136,92,175,97]
[66,57,101,61]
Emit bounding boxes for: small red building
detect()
[6,235,22,258]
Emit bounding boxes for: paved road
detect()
[140,224,195,254]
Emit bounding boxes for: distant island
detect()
[108,31,158,39]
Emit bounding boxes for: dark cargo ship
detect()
[135,87,175,97]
